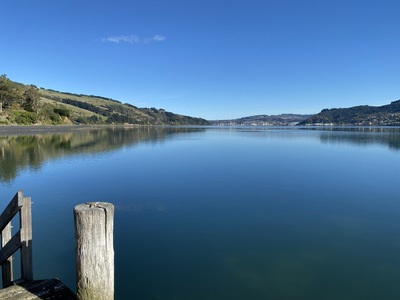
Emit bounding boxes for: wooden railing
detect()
[0,191,33,287]
[0,191,114,299]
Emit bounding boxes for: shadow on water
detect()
[0,126,206,183]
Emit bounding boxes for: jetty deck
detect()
[0,278,76,299]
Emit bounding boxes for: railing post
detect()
[74,202,114,300]
[20,196,33,281]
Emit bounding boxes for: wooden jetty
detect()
[0,191,114,300]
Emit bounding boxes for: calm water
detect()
[1,126,400,299]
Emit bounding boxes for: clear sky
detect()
[1,0,400,120]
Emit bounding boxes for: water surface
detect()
[1,126,400,299]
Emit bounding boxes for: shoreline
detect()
[0,124,140,136]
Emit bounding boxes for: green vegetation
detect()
[0,74,209,126]
[299,100,400,126]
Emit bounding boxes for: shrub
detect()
[54,107,70,117]
[13,111,38,125]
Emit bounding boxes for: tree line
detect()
[0,74,40,113]
[0,74,210,126]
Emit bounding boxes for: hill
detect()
[298,100,400,126]
[0,75,209,126]
[210,114,312,126]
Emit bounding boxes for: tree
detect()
[0,74,19,110]
[23,85,41,113]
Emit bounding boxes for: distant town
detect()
[209,114,312,126]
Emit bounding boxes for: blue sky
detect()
[1,0,400,120]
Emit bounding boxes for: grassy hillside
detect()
[0,75,209,126]
[299,100,400,126]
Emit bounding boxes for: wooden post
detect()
[74,202,114,300]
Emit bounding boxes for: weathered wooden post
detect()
[74,202,114,300]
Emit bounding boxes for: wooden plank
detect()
[1,222,13,287]
[20,197,33,281]
[0,231,21,265]
[0,278,76,299]
[0,191,23,232]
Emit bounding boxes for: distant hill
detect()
[298,100,400,126]
[0,75,209,126]
[210,114,312,126]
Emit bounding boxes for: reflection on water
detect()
[1,126,400,183]
[314,126,400,150]
[0,126,205,182]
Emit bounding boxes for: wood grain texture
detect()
[74,202,114,300]
[0,278,76,300]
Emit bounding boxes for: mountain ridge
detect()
[209,114,313,126]
[2,74,400,127]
